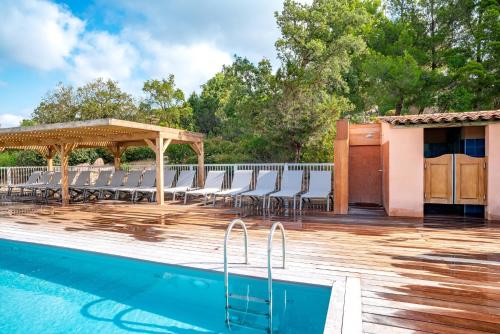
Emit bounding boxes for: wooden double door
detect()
[424,154,486,205]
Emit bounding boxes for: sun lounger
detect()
[268,170,304,211]
[134,168,177,202]
[80,170,113,201]
[212,170,252,207]
[68,171,91,201]
[106,170,143,200]
[44,171,77,198]
[300,170,333,211]
[165,170,196,201]
[29,172,61,198]
[183,170,225,205]
[115,169,156,202]
[7,171,42,196]
[239,170,278,209]
[98,170,127,199]
[24,172,53,196]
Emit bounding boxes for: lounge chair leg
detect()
[184,193,188,204]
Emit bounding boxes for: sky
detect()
[0,0,290,127]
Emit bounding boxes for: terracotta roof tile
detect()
[378,110,500,126]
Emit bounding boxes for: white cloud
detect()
[0,113,24,127]
[67,31,139,89]
[135,31,232,93]
[0,0,84,71]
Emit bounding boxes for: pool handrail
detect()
[223,218,249,327]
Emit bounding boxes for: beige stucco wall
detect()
[486,123,500,220]
[381,123,424,217]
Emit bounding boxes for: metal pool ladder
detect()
[224,219,286,333]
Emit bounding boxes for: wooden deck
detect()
[0,202,499,333]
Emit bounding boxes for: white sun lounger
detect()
[44,171,78,198]
[98,170,127,199]
[114,169,156,202]
[7,171,42,196]
[68,171,92,200]
[29,172,62,198]
[239,170,278,209]
[80,170,113,200]
[107,170,143,200]
[165,170,196,201]
[268,170,304,211]
[300,170,333,211]
[184,170,225,205]
[24,172,53,195]
[135,168,177,202]
[212,170,253,207]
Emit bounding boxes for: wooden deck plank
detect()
[0,202,499,334]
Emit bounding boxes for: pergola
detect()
[0,119,205,205]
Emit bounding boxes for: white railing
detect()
[0,163,334,189]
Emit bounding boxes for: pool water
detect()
[0,239,331,333]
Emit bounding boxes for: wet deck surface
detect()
[0,202,499,333]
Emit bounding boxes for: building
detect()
[334,110,500,220]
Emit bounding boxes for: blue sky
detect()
[0,0,291,127]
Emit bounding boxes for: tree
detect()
[32,83,78,124]
[32,79,138,123]
[361,52,422,114]
[270,0,369,161]
[76,78,138,121]
[140,75,193,129]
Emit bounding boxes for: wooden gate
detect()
[424,154,486,205]
[424,154,453,204]
[455,154,486,205]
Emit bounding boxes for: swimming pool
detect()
[0,239,331,333]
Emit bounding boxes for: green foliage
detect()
[0,151,18,167]
[122,147,155,162]
[16,0,499,166]
[140,75,193,129]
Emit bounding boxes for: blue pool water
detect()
[0,239,331,333]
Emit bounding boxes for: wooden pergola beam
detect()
[0,119,205,206]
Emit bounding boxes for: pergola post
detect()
[108,144,125,171]
[155,136,165,205]
[56,144,75,206]
[197,142,205,187]
[46,146,56,171]
[189,142,205,187]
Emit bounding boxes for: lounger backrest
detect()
[175,170,195,188]
[140,170,156,187]
[48,172,61,185]
[204,171,225,190]
[109,170,126,187]
[308,171,332,193]
[164,168,176,187]
[68,171,78,185]
[73,171,91,186]
[93,170,112,186]
[255,170,278,191]
[25,171,42,185]
[231,170,252,191]
[38,172,52,185]
[280,170,304,192]
[123,170,143,187]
